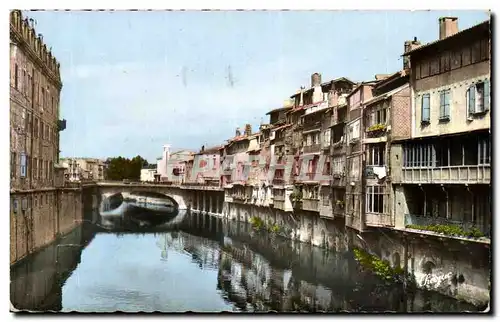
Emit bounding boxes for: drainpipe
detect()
[466,184,474,223]
[441,184,449,219]
[418,184,426,216]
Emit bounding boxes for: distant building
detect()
[140,164,157,183]
[60,157,105,182]
[156,144,195,183]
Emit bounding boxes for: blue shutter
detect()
[20,153,26,178]
[422,94,430,122]
[468,86,476,115]
[444,91,450,118]
[484,79,490,111]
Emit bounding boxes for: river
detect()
[10,193,482,313]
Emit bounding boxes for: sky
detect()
[23,10,489,163]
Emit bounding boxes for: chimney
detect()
[244,124,252,136]
[403,37,422,69]
[311,73,322,87]
[235,127,241,137]
[439,17,458,40]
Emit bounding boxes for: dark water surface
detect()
[11,196,481,313]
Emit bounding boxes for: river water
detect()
[10,194,482,313]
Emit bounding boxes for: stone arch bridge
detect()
[89,182,225,214]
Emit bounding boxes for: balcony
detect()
[274,136,285,146]
[333,205,345,217]
[365,213,393,228]
[273,200,286,210]
[303,121,321,133]
[58,119,67,131]
[322,139,331,150]
[272,177,285,187]
[292,201,302,210]
[302,198,319,212]
[405,213,490,239]
[401,165,490,184]
[303,144,321,154]
[331,140,345,154]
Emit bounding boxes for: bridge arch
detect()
[96,183,189,210]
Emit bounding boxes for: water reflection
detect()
[99,192,181,230]
[11,210,481,313]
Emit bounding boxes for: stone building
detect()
[393,17,491,237]
[344,81,377,231]
[10,9,65,193]
[10,10,81,265]
[60,157,105,182]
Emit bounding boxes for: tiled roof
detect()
[402,19,490,57]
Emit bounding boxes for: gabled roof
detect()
[266,105,293,115]
[290,76,356,98]
[363,83,410,107]
[402,19,490,57]
[345,81,378,99]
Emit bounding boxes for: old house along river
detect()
[10,192,482,313]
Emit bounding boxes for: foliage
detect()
[353,247,404,282]
[289,187,303,202]
[406,224,485,238]
[367,123,387,132]
[105,155,149,181]
[335,200,345,207]
[249,216,265,230]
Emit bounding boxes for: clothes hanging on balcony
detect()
[372,166,386,180]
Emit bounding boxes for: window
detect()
[366,186,385,214]
[14,64,19,89]
[478,137,491,165]
[20,153,26,178]
[403,143,437,168]
[22,69,26,94]
[439,89,451,120]
[34,117,39,138]
[367,143,385,166]
[11,152,17,178]
[323,130,331,146]
[40,159,44,179]
[367,103,387,127]
[332,156,344,174]
[13,199,18,214]
[33,158,38,179]
[322,191,330,206]
[467,80,490,117]
[421,94,430,123]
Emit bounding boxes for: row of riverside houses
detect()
[182,17,491,242]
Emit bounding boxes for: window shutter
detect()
[484,79,490,111]
[445,91,450,118]
[439,91,444,117]
[20,153,26,178]
[422,94,430,122]
[468,86,476,115]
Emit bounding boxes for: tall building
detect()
[393,17,491,236]
[10,10,66,193]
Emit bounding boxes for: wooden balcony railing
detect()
[303,144,321,154]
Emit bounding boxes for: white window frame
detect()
[366,186,385,214]
[467,80,490,118]
[367,143,385,166]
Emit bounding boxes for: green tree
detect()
[105,155,149,181]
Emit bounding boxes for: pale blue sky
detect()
[24,10,489,162]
